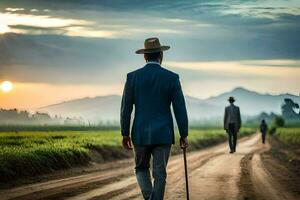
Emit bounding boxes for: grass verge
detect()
[274,128,300,146]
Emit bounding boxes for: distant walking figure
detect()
[121,37,189,200]
[260,119,268,144]
[224,96,241,153]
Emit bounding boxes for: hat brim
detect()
[135,46,170,54]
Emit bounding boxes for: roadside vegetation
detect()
[268,116,300,146]
[0,128,255,183]
[274,128,300,146]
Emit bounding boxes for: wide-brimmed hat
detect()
[228,96,235,102]
[135,37,170,54]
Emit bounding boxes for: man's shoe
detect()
[229,150,234,154]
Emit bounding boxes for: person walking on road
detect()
[120,37,189,200]
[223,96,241,153]
[260,119,268,144]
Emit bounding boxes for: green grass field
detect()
[275,128,300,146]
[0,128,254,183]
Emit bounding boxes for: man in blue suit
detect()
[121,37,189,200]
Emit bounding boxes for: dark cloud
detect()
[0,33,143,84]
[0,0,299,84]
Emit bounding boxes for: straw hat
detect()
[135,37,170,54]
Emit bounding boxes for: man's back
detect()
[224,104,241,131]
[130,62,177,116]
[260,122,268,132]
[121,62,188,145]
[225,105,239,122]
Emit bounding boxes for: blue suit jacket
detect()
[121,62,188,145]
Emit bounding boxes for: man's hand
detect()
[180,137,188,149]
[122,136,133,150]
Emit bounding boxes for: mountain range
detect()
[37,87,300,123]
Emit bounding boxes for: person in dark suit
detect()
[260,119,268,144]
[224,96,241,153]
[120,37,189,200]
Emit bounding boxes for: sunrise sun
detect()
[1,81,13,92]
[0,24,10,34]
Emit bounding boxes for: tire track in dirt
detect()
[239,140,298,200]
[238,153,256,200]
[238,141,271,200]
[0,162,133,200]
[250,153,297,200]
[68,176,137,200]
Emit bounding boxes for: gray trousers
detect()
[227,123,237,151]
[134,145,171,200]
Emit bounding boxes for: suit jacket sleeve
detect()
[120,74,134,137]
[171,75,188,138]
[224,108,228,130]
[237,107,241,129]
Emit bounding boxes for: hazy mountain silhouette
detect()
[205,87,300,116]
[39,95,121,123]
[38,87,300,123]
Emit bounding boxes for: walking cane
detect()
[183,148,190,200]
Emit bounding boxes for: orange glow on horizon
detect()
[0,59,300,110]
[0,82,123,110]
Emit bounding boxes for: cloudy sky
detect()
[0,0,299,109]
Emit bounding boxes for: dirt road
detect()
[0,134,298,200]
